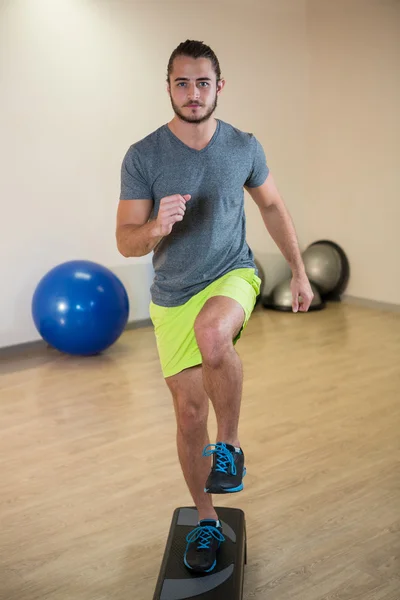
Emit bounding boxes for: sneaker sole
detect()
[204,482,244,494]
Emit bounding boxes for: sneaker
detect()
[183,519,225,573]
[203,442,246,494]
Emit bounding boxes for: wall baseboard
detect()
[342,294,400,312]
[125,318,152,331]
[0,318,153,362]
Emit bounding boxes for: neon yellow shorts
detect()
[149,268,261,379]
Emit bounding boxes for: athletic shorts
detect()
[149,268,261,379]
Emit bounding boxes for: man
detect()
[116,40,313,573]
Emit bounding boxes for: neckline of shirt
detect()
[164,119,221,154]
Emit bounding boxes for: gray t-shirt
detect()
[120,119,269,307]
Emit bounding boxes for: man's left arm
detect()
[245,173,314,312]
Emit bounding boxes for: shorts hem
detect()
[163,355,203,379]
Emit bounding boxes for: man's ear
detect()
[217,78,226,94]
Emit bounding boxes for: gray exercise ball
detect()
[263,278,325,312]
[302,240,350,297]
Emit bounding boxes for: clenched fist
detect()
[154,194,191,237]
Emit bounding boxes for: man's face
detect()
[168,56,224,124]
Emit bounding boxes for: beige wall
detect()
[0,0,398,348]
[304,0,400,304]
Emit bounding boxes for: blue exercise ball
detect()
[32,260,130,355]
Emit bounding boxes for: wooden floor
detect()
[1,302,399,600]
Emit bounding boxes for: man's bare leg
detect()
[194,296,245,448]
[166,366,218,522]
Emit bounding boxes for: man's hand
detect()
[290,271,314,312]
[154,194,191,237]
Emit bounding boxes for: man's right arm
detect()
[116,199,160,257]
[115,194,191,258]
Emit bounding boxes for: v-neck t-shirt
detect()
[119,119,269,307]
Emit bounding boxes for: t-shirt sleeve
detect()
[120,146,153,200]
[244,135,270,188]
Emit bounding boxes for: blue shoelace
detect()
[186,525,225,550]
[202,442,237,475]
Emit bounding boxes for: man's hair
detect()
[167,40,221,82]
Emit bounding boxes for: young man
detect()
[116,40,313,573]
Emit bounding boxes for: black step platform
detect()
[153,506,247,600]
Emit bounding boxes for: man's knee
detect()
[194,315,232,368]
[167,373,208,434]
[174,394,208,435]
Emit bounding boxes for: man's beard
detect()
[170,93,218,124]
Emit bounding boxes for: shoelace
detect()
[202,442,237,475]
[186,525,225,550]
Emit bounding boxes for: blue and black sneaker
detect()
[184,519,225,573]
[203,442,246,494]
